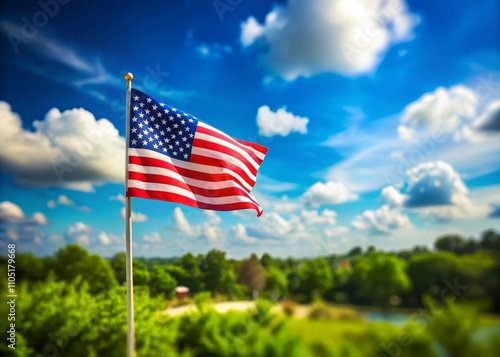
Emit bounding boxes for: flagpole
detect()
[124,72,135,357]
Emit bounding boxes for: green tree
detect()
[200,249,228,295]
[238,253,266,297]
[132,259,151,286]
[150,266,177,298]
[180,252,204,292]
[110,252,127,284]
[353,252,410,307]
[265,266,288,299]
[347,246,363,257]
[480,229,500,251]
[297,258,333,301]
[53,244,116,293]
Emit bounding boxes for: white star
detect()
[131,139,137,145]
[157,112,162,117]
[152,104,158,110]
[175,141,180,146]
[133,106,139,111]
[163,148,167,152]
[162,120,167,125]
[143,140,147,145]
[166,127,172,132]
[179,147,184,152]
[131,128,137,133]
[133,95,139,100]
[164,108,169,113]
[144,120,149,125]
[173,151,178,156]
[155,124,160,129]
[143,129,148,135]
[185,143,191,148]
[154,134,159,139]
[145,109,150,115]
[172,107,177,112]
[159,141,163,146]
[139,102,145,107]
[150,116,155,122]
[153,144,158,149]
[185,127,190,132]
[169,115,174,121]
[169,145,173,150]
[176,114,181,118]
[139,113,144,118]
[160,103,165,107]
[146,98,152,103]
[181,119,186,125]
[149,127,154,132]
[184,154,188,159]
[148,137,154,142]
[182,137,187,142]
[138,123,144,128]
[183,113,188,117]
[188,118,194,123]
[171,134,176,139]
[178,130,183,135]
[189,133,194,138]
[173,123,179,128]
[160,130,165,136]
[132,116,138,122]
[138,134,143,139]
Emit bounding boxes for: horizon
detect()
[0,0,499,259]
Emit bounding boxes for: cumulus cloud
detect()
[300,209,337,225]
[65,222,93,246]
[256,106,309,137]
[302,181,358,207]
[324,226,349,237]
[352,205,411,234]
[98,232,112,245]
[0,201,25,223]
[240,0,418,80]
[380,185,406,207]
[473,100,500,132]
[404,161,468,207]
[109,194,126,203]
[0,102,125,191]
[232,223,257,243]
[142,231,162,244]
[245,211,304,239]
[172,207,197,237]
[120,208,148,222]
[0,201,47,226]
[203,210,222,225]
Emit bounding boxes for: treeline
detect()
[2,229,499,312]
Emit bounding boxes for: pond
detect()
[361,311,409,325]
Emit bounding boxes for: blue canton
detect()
[129,88,198,162]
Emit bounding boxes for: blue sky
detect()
[0,0,499,258]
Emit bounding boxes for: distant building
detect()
[175,286,189,299]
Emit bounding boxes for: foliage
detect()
[150,266,177,298]
[237,253,266,297]
[353,252,411,307]
[296,258,333,301]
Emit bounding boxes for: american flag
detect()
[127,88,268,216]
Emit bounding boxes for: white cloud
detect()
[300,209,337,225]
[98,232,112,245]
[473,100,500,132]
[120,208,148,222]
[323,84,500,193]
[142,232,162,244]
[256,106,309,137]
[240,0,418,80]
[65,222,93,246]
[405,161,468,207]
[109,194,126,204]
[203,210,222,225]
[0,102,125,191]
[398,86,477,138]
[196,43,232,59]
[324,226,349,237]
[0,201,25,223]
[380,185,406,207]
[172,207,198,237]
[352,205,411,234]
[302,181,358,207]
[232,224,257,244]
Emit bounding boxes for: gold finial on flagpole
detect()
[124,72,134,89]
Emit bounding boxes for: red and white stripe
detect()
[127,122,268,216]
